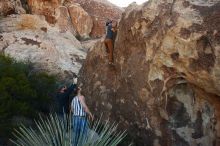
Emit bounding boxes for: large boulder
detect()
[1,0,121,38]
[73,0,122,38]
[79,0,220,146]
[0,14,86,80]
[0,0,26,16]
[1,0,122,38]
[68,3,93,39]
[27,0,60,24]
[55,6,77,35]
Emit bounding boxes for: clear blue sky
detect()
[108,0,147,7]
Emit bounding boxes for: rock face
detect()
[0,0,123,80]
[27,0,60,24]
[68,4,93,39]
[0,14,86,79]
[79,0,220,146]
[0,0,26,16]
[1,0,122,38]
[55,6,77,35]
[25,0,122,38]
[81,38,101,52]
[73,0,122,38]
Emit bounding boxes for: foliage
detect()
[11,114,127,146]
[0,54,56,144]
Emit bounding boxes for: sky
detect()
[108,0,147,7]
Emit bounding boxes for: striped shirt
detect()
[71,96,86,116]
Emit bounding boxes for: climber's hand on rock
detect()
[73,77,77,84]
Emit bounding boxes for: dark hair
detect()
[58,84,66,92]
[106,20,112,26]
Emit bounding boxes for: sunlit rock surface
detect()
[73,0,122,38]
[0,14,86,79]
[27,0,60,24]
[79,0,220,145]
[0,0,26,16]
[68,3,93,39]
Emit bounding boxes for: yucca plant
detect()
[10,114,127,146]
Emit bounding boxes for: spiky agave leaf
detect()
[11,114,127,146]
[11,114,72,146]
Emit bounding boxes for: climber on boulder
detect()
[104,20,118,65]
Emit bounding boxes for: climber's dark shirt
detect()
[106,24,114,39]
[55,84,77,115]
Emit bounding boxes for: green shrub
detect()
[0,54,56,144]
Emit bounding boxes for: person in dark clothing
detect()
[105,18,112,27]
[55,77,78,116]
[105,19,112,54]
[104,20,118,65]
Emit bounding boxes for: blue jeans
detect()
[72,116,88,146]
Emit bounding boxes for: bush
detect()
[0,54,56,144]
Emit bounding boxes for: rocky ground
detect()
[79,0,220,145]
